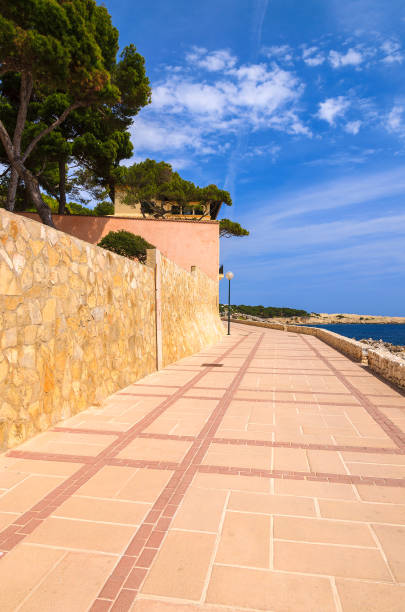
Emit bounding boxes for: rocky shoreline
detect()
[359,338,405,361]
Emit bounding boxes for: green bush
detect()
[97,230,154,263]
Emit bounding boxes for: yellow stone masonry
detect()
[0,209,224,450]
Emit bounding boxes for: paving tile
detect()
[275,478,357,500]
[372,524,405,581]
[228,491,316,516]
[0,544,66,612]
[336,578,405,612]
[332,436,398,448]
[117,438,191,462]
[141,530,216,600]
[206,564,336,611]
[346,462,405,479]
[355,484,405,504]
[342,451,405,465]
[117,468,174,503]
[193,472,270,493]
[0,475,63,513]
[18,551,117,612]
[17,431,115,456]
[76,465,136,498]
[216,511,270,567]
[319,499,405,524]
[274,516,375,545]
[132,600,232,612]
[0,470,29,489]
[273,447,310,472]
[0,458,81,477]
[202,443,271,470]
[307,449,348,474]
[0,511,20,530]
[26,516,136,553]
[172,486,227,532]
[54,495,150,525]
[274,540,391,580]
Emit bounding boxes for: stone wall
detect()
[161,258,224,367]
[0,209,224,450]
[367,349,405,391]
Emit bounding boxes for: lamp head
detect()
[225,271,234,280]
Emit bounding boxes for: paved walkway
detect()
[0,323,405,611]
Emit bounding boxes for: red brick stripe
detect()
[197,464,405,487]
[211,437,405,454]
[0,333,251,556]
[300,336,405,448]
[52,427,122,436]
[90,333,265,612]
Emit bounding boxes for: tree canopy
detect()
[219,218,249,238]
[120,158,232,218]
[0,0,151,225]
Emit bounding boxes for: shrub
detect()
[97,230,154,262]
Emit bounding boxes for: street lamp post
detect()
[225,271,234,335]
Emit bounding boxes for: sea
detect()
[304,323,405,346]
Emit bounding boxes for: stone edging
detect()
[232,319,405,391]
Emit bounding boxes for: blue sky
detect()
[104,0,405,315]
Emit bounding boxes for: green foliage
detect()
[97,230,154,262]
[221,304,310,319]
[67,201,94,216]
[120,159,232,217]
[219,219,249,238]
[64,201,113,216]
[93,201,114,216]
[0,0,151,221]
[0,0,120,104]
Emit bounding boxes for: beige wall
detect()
[21,213,220,281]
[0,209,224,450]
[161,257,224,367]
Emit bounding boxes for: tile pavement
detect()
[0,323,404,611]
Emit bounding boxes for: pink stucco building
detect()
[21,213,220,281]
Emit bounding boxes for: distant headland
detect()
[219,304,405,325]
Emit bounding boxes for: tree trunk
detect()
[6,167,18,211]
[12,160,54,227]
[24,171,55,227]
[58,158,67,215]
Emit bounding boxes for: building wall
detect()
[0,209,224,450]
[21,213,220,281]
[113,186,210,219]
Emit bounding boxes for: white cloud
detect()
[133,51,309,160]
[302,46,325,66]
[386,105,404,132]
[131,117,207,153]
[262,44,294,63]
[186,47,237,71]
[344,120,361,134]
[329,48,364,68]
[318,96,350,125]
[381,40,404,64]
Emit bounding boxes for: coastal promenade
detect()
[0,323,404,611]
